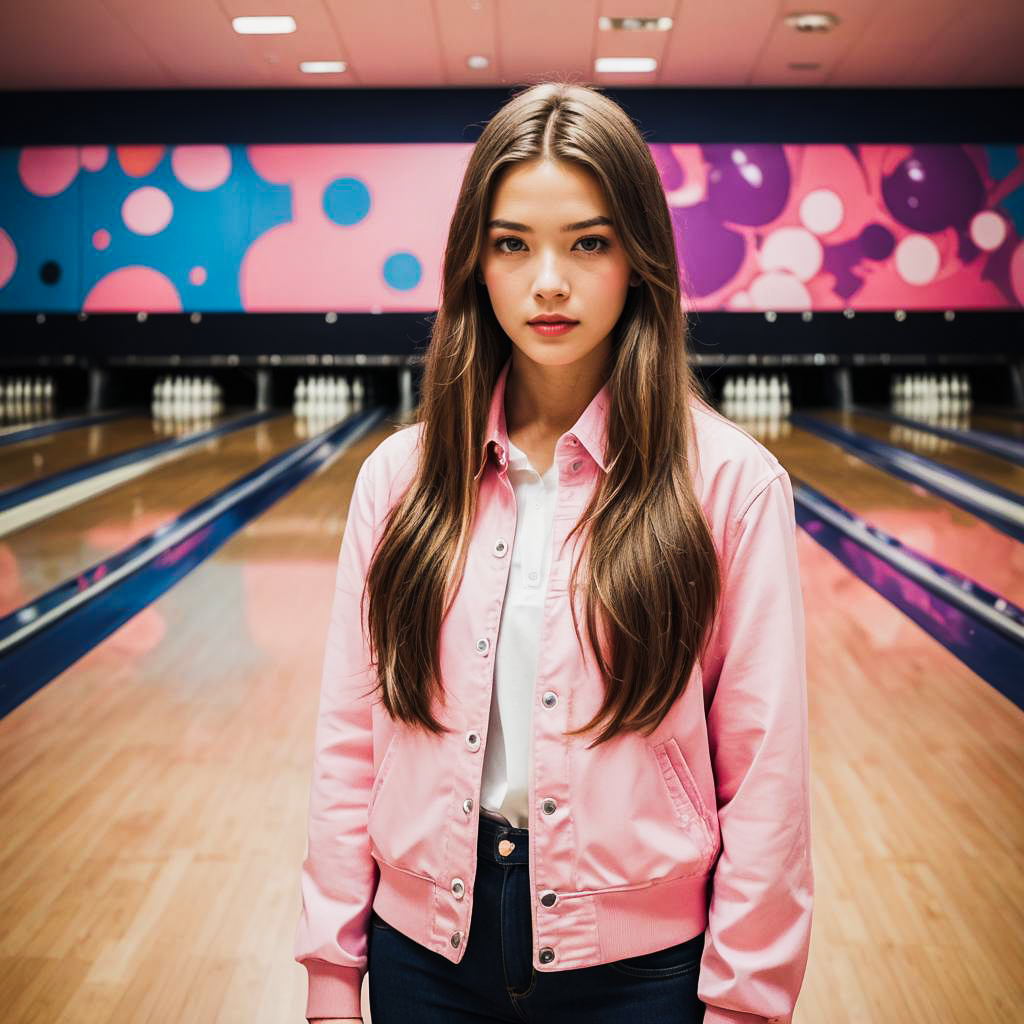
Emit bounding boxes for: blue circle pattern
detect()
[383,252,422,291]
[324,177,371,226]
[323,175,420,291]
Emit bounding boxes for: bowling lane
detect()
[811,408,1024,497]
[0,413,227,491]
[0,412,320,617]
[741,409,1024,606]
[968,413,1024,441]
[0,416,404,1024]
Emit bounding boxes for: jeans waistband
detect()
[477,811,530,866]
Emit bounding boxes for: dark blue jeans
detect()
[368,812,706,1022]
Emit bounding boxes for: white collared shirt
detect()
[479,437,559,827]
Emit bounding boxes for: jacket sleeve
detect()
[698,469,814,1024]
[294,452,381,1021]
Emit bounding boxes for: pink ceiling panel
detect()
[749,0,872,87]
[827,0,959,86]
[325,0,443,86]
[0,0,177,91]
[659,0,778,87]
[435,0,501,85]
[907,0,1024,86]
[497,0,598,83]
[221,0,351,87]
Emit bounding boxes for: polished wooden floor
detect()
[0,405,1021,1022]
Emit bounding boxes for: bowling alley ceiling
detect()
[0,0,1021,91]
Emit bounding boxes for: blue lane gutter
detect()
[793,477,1024,710]
[0,408,147,447]
[0,404,394,719]
[850,404,1024,467]
[0,409,283,515]
[790,412,1024,544]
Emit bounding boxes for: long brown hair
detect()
[363,80,721,749]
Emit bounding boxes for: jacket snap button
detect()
[571,460,581,471]
[466,732,481,751]
[569,437,579,446]
[476,637,489,654]
[541,798,557,815]
[542,691,557,708]
[493,539,508,556]
[540,890,557,907]
[452,878,465,898]
[463,798,474,813]
[451,931,462,948]
[539,947,555,963]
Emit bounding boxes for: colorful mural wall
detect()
[0,142,1021,314]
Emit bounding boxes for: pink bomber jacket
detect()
[295,355,814,1023]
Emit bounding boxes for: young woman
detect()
[295,82,813,1024]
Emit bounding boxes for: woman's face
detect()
[479,158,637,374]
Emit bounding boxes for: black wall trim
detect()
[1,86,1022,145]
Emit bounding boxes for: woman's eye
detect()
[576,236,609,253]
[493,235,609,254]
[495,236,526,254]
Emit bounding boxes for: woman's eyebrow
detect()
[486,216,613,232]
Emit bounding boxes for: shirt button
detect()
[451,932,462,948]
[466,731,481,751]
[540,890,558,907]
[528,570,538,580]
[539,947,555,963]
[463,798,474,813]
[451,878,465,899]
[493,538,508,556]
[541,798,557,815]
[542,691,557,708]
[476,637,489,654]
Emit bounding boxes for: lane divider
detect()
[0,409,283,538]
[790,412,1024,543]
[0,407,146,446]
[793,476,1023,710]
[0,404,393,718]
[851,404,1024,467]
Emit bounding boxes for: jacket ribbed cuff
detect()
[303,960,363,1020]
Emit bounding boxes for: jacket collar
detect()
[473,355,610,481]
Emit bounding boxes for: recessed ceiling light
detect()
[232,16,297,35]
[300,61,347,74]
[594,57,657,73]
[467,55,489,69]
[598,16,672,31]
[783,12,839,32]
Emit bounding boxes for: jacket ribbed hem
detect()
[372,857,714,971]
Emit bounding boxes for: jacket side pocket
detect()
[653,737,716,871]
[367,730,401,823]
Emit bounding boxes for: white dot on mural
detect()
[894,234,940,286]
[799,189,843,235]
[122,186,173,236]
[748,271,811,310]
[727,290,752,310]
[92,228,111,251]
[970,211,1006,252]
[759,227,823,282]
[189,266,207,286]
